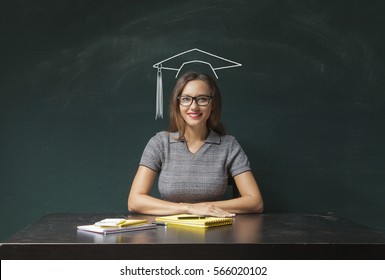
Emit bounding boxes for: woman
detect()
[128,72,263,217]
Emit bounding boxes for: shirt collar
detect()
[169,129,221,144]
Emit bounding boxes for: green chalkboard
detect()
[1,0,385,241]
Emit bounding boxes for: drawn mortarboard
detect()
[153,48,242,119]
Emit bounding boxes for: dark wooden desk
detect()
[1,212,384,259]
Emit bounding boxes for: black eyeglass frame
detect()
[177,95,213,107]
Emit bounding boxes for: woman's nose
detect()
[190,99,199,109]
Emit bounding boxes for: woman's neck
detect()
[183,125,209,143]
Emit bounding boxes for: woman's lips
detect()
[187,112,203,119]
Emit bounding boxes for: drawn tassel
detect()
[156,66,163,119]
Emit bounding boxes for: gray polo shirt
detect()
[139,130,251,203]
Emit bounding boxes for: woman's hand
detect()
[184,202,235,217]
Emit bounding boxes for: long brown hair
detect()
[168,71,226,139]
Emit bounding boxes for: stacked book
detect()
[77,218,156,235]
[155,214,233,228]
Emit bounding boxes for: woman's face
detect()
[179,80,213,130]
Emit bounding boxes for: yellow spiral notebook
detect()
[155,214,233,229]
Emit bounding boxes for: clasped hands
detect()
[183,202,235,218]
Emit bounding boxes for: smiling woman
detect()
[127,71,264,217]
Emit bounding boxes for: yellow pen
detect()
[177,216,206,219]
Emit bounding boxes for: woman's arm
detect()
[128,166,235,217]
[208,171,264,214]
[128,166,186,215]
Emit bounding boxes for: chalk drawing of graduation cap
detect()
[152,48,242,119]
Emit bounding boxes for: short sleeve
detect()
[227,138,251,177]
[139,132,165,172]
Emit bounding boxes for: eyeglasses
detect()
[178,95,213,107]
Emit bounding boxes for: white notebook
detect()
[77,219,157,234]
